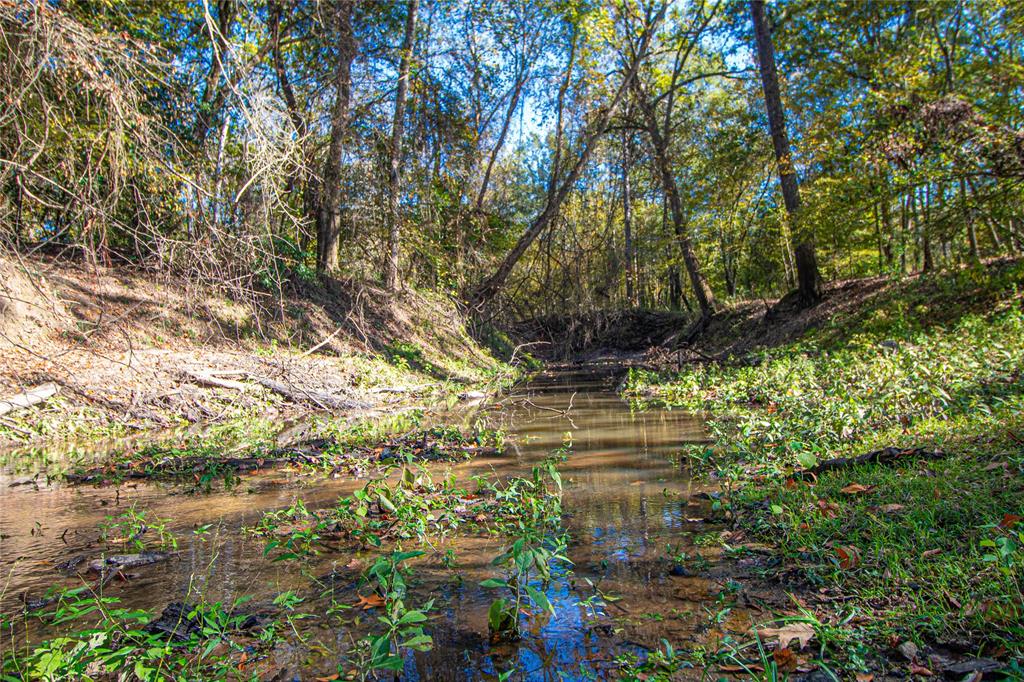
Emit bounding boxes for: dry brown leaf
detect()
[855,674,874,682]
[773,647,798,672]
[999,513,1022,529]
[841,483,874,495]
[909,663,934,676]
[355,593,385,610]
[921,548,941,559]
[878,504,905,513]
[755,622,816,650]
[837,545,862,569]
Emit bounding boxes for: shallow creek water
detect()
[0,366,754,680]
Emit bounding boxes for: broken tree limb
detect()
[0,383,59,416]
[181,370,250,391]
[251,376,366,411]
[792,446,947,479]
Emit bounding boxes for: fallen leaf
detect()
[773,647,798,672]
[817,499,840,518]
[921,548,941,559]
[754,622,816,650]
[999,513,1022,529]
[878,503,905,513]
[837,545,861,569]
[855,674,873,682]
[909,663,933,676]
[841,483,874,495]
[354,593,385,610]
[315,675,340,682]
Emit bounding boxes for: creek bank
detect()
[0,255,515,451]
[623,262,1024,678]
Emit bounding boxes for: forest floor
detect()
[0,254,513,450]
[625,257,1024,679]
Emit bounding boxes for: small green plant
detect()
[481,456,569,641]
[99,503,177,551]
[344,550,434,679]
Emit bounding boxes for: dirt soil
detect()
[0,254,501,449]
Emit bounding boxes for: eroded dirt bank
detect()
[0,255,509,449]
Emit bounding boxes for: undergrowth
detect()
[625,267,1024,664]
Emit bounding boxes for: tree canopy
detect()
[2,0,1022,316]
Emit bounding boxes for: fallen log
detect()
[792,446,947,479]
[0,383,59,416]
[251,376,366,410]
[181,369,249,391]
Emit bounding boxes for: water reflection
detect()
[1,367,735,680]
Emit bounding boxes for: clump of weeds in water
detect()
[622,273,1024,664]
[252,453,567,560]
[0,587,274,680]
[480,452,570,642]
[99,503,177,551]
[341,550,434,680]
[612,640,695,681]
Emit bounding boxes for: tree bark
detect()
[749,0,821,305]
[384,0,418,291]
[622,131,635,307]
[317,0,357,274]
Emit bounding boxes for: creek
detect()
[0,366,755,680]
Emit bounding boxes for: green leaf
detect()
[479,578,509,589]
[399,634,433,651]
[396,610,428,626]
[526,585,554,615]
[796,451,818,469]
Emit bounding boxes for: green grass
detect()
[624,265,1024,662]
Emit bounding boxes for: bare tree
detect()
[470,3,666,309]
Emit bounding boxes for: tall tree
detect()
[317,0,357,274]
[470,3,666,309]
[749,0,821,305]
[384,0,419,291]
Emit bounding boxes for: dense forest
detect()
[1,1,1023,681]
[3,0,1022,317]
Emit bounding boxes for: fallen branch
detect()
[792,446,947,479]
[251,376,366,410]
[0,383,59,416]
[181,369,249,391]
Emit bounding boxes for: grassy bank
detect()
[625,263,1024,672]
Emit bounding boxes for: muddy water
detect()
[0,367,750,680]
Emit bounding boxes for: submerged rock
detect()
[88,551,172,573]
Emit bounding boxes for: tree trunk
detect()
[750,0,821,305]
[475,67,528,212]
[268,0,316,248]
[469,8,663,308]
[634,85,717,317]
[317,0,357,274]
[384,0,418,291]
[193,0,235,148]
[960,178,979,261]
[622,132,635,307]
